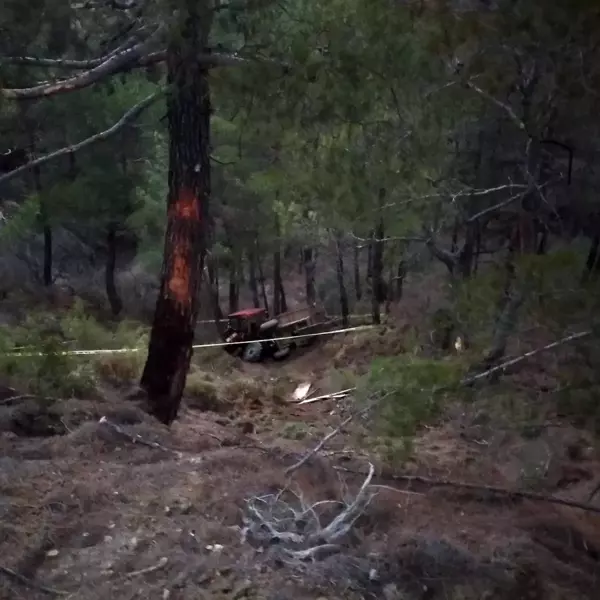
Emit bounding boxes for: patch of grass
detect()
[280,421,312,440]
[185,370,227,412]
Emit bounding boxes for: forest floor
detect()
[1,313,600,599]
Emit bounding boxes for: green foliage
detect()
[0,302,148,396]
[359,354,463,461]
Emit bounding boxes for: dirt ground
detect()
[1,332,600,600]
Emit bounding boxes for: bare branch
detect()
[1,29,163,100]
[335,466,600,515]
[0,35,141,70]
[465,80,527,132]
[0,91,162,186]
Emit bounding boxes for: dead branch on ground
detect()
[240,463,376,563]
[335,466,600,515]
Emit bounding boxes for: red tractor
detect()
[222,306,324,362]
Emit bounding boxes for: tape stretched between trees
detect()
[3,324,376,358]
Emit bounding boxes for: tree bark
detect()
[303,246,316,306]
[370,189,386,324]
[273,213,284,315]
[29,136,52,287]
[334,231,349,326]
[256,243,270,315]
[105,221,123,316]
[140,3,211,425]
[353,241,361,301]
[248,246,260,307]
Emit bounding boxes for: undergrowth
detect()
[0,299,147,396]
[356,353,464,463]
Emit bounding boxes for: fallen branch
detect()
[98,416,181,456]
[241,463,376,562]
[117,556,168,581]
[462,329,592,386]
[335,466,600,515]
[0,91,162,186]
[0,564,68,596]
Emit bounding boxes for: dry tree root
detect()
[240,463,376,563]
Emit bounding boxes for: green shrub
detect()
[358,354,463,461]
[0,303,149,395]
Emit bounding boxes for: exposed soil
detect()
[1,333,600,600]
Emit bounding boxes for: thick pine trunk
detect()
[105,222,123,316]
[140,5,211,425]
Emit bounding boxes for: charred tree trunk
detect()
[248,247,260,308]
[334,231,349,326]
[141,5,211,425]
[206,258,224,326]
[303,246,316,307]
[105,222,123,316]
[353,241,361,301]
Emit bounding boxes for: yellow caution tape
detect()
[4,324,376,358]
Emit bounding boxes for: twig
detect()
[0,564,68,596]
[0,91,163,186]
[119,557,168,580]
[335,467,600,515]
[284,400,373,476]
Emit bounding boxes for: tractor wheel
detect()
[242,342,264,362]
[273,346,291,361]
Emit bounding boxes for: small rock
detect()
[162,590,171,600]
[46,549,59,557]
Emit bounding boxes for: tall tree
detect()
[140,1,212,425]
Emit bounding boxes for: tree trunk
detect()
[227,255,239,314]
[353,241,361,301]
[206,259,224,332]
[395,259,405,301]
[105,221,123,316]
[278,275,288,313]
[256,243,270,315]
[273,213,283,315]
[582,235,600,282]
[248,247,260,307]
[30,139,52,287]
[370,190,386,324]
[141,4,211,425]
[335,231,349,327]
[303,246,316,306]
